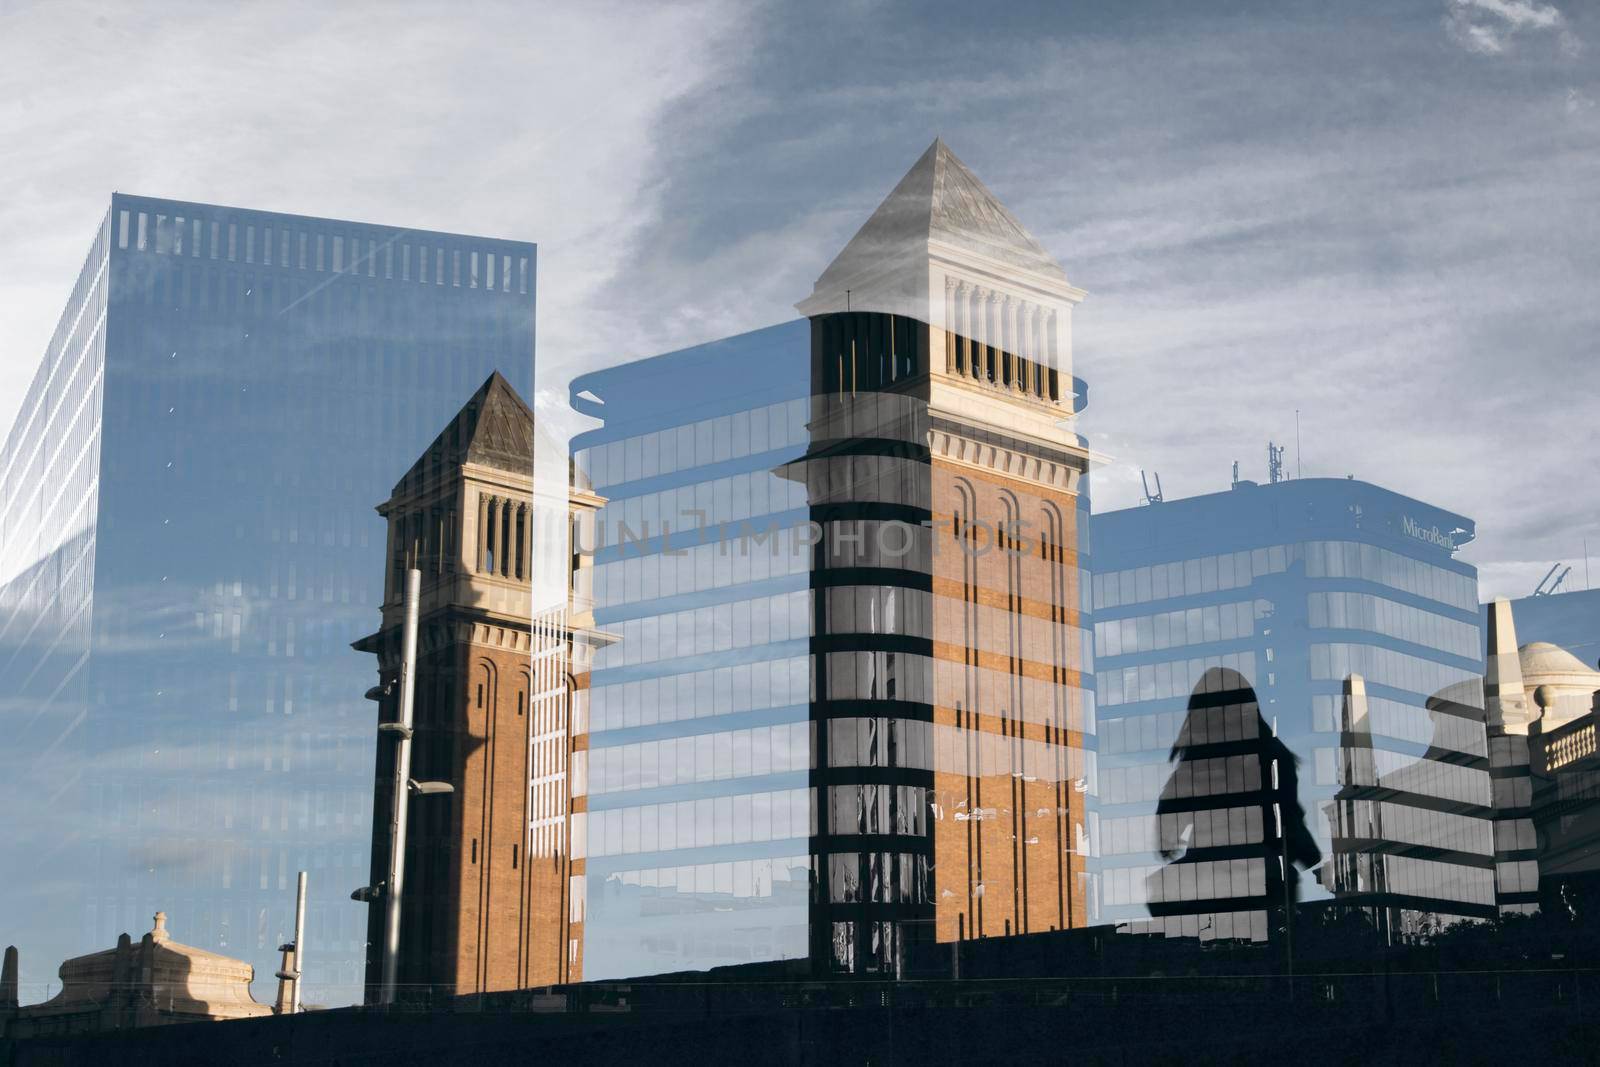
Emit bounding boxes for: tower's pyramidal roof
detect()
[394,370,533,494]
[813,139,1069,295]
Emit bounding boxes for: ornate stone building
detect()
[0,913,270,1038]
[1483,596,1600,915]
[355,372,603,998]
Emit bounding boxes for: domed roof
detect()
[1519,641,1600,684]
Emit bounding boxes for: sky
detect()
[1,0,1595,598]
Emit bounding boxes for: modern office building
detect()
[1089,477,1495,944]
[563,140,1097,981]
[0,194,534,1006]
[569,322,819,981]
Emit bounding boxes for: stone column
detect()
[487,495,501,575]
[434,507,445,575]
[983,289,1000,383]
[501,498,514,577]
[1044,311,1060,401]
[449,486,462,574]
[477,491,490,573]
[516,503,529,580]
[944,278,959,373]
[955,282,971,376]
[1020,303,1037,396]
[974,287,989,380]
[998,294,1011,390]
[965,286,981,380]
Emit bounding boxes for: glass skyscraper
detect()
[1089,477,1494,944]
[0,193,533,1005]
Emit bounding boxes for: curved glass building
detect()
[1090,476,1493,944]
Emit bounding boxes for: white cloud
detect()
[1459,0,1563,30]
[0,0,749,436]
[538,7,1599,593]
[1444,0,1578,56]
[0,2,751,1002]
[1452,19,1509,54]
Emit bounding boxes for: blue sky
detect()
[1,0,1595,597]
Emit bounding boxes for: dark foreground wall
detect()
[4,970,1598,1067]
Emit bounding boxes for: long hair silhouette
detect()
[1148,666,1320,941]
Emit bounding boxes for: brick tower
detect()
[355,372,602,998]
[796,140,1095,971]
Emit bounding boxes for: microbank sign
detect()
[1400,515,1457,552]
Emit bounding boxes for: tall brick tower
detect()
[796,140,1095,971]
[355,372,601,999]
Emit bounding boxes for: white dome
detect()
[1520,641,1600,684]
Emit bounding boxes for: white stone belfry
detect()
[796,138,1086,397]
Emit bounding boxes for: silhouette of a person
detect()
[1150,667,1320,945]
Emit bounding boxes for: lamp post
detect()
[380,566,422,1006]
[351,568,454,1006]
[291,870,306,1013]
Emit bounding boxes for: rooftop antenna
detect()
[1268,442,1286,484]
[1140,470,1164,505]
[1231,460,1240,488]
[1534,564,1572,597]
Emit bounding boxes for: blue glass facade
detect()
[568,311,1099,980]
[0,194,533,1004]
[571,322,818,980]
[1089,478,1494,943]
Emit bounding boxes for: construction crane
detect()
[1140,470,1164,505]
[1534,563,1572,597]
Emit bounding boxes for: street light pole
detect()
[380,568,421,1005]
[291,870,307,1013]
